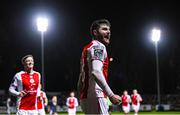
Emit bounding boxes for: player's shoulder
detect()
[14,71,25,78]
[83,40,106,53]
[33,71,41,76]
[33,71,40,74]
[92,40,106,49]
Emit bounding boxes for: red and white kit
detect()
[131,94,142,111]
[9,71,40,115]
[121,95,131,113]
[37,91,47,115]
[78,40,114,114]
[66,97,78,115]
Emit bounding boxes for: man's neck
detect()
[24,68,33,74]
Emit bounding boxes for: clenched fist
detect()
[109,94,121,105]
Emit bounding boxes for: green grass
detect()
[56,111,180,115]
[1,111,180,115]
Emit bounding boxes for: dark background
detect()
[0,0,180,95]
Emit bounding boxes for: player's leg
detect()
[132,105,139,115]
[98,97,109,115]
[39,109,46,115]
[16,110,27,115]
[80,98,99,114]
[69,108,76,115]
[123,106,129,115]
[28,110,38,115]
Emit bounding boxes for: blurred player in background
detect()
[66,91,78,115]
[50,96,58,115]
[78,19,121,114]
[131,89,142,115]
[9,55,41,115]
[37,84,48,115]
[121,90,131,115]
[6,97,11,115]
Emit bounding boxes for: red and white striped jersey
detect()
[9,71,41,110]
[121,95,131,107]
[79,40,109,99]
[131,94,142,105]
[66,97,78,109]
[37,91,47,109]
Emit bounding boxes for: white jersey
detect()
[9,71,41,110]
[78,40,109,99]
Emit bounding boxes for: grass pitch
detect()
[58,111,180,115]
[2,111,180,115]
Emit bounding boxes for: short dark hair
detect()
[21,54,33,64]
[90,19,111,37]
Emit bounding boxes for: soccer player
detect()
[49,96,58,115]
[131,89,142,115]
[121,90,131,115]
[66,91,78,115]
[77,19,121,114]
[6,97,11,115]
[37,84,48,115]
[9,54,41,115]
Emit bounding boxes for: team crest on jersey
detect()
[30,78,35,83]
[94,49,103,60]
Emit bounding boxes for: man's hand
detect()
[109,94,121,105]
[19,91,27,97]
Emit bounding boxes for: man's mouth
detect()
[104,35,110,39]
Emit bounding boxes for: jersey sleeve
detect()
[66,98,69,106]
[43,92,47,98]
[9,73,20,96]
[89,45,106,62]
[75,98,78,106]
[37,72,41,97]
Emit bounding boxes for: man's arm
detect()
[77,73,83,97]
[43,92,48,106]
[91,59,114,97]
[66,98,69,106]
[91,60,121,104]
[138,94,143,102]
[9,74,27,97]
[9,75,20,96]
[75,98,79,107]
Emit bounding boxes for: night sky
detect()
[0,0,180,94]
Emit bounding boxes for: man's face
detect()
[124,91,128,95]
[95,24,111,45]
[133,90,137,94]
[23,57,34,70]
[70,92,75,97]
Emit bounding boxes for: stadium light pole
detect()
[151,28,161,106]
[36,17,48,90]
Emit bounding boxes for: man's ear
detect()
[93,30,98,36]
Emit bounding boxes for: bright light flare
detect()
[36,17,48,32]
[152,29,161,42]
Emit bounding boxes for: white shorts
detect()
[38,109,46,115]
[132,104,140,111]
[80,97,109,115]
[68,108,76,115]
[122,105,130,113]
[17,110,38,115]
